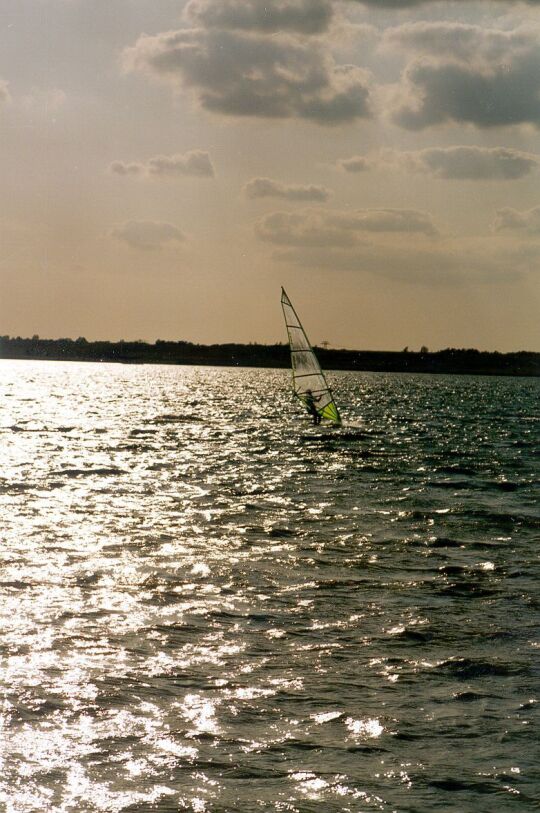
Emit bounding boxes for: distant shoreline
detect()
[1,337,539,377]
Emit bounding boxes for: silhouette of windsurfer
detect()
[304,389,321,425]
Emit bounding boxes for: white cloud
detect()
[110,220,186,250]
[244,177,330,201]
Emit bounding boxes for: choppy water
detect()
[1,360,539,813]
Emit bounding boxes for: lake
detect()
[1,360,538,812]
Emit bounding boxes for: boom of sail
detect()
[281,287,341,425]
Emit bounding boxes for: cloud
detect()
[255,207,438,247]
[350,0,540,6]
[123,28,371,125]
[274,244,467,284]
[19,87,66,114]
[339,155,371,173]
[148,150,214,178]
[272,238,532,286]
[110,150,215,179]
[382,22,535,62]
[394,56,540,131]
[386,23,540,130]
[257,210,358,247]
[110,161,144,177]
[0,79,11,103]
[185,0,334,35]
[352,0,432,5]
[147,150,215,178]
[387,146,539,180]
[110,220,186,250]
[244,177,330,201]
[492,206,540,233]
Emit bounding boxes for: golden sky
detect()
[1,0,540,350]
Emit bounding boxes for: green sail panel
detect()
[281,287,342,425]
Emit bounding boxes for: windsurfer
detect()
[305,390,321,425]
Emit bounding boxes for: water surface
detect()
[1,361,538,811]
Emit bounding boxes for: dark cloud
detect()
[393,53,540,130]
[255,207,438,247]
[492,206,540,233]
[339,155,371,172]
[245,177,330,201]
[388,23,540,130]
[350,0,540,6]
[110,150,215,179]
[185,0,334,35]
[110,220,185,250]
[110,161,144,176]
[123,28,371,125]
[392,146,539,180]
[352,0,433,5]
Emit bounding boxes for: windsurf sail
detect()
[281,287,341,424]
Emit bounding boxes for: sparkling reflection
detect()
[0,361,538,810]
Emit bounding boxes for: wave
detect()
[434,658,524,679]
[52,467,125,477]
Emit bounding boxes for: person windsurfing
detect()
[304,389,321,425]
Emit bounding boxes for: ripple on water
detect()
[0,362,538,811]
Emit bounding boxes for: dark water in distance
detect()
[1,360,539,812]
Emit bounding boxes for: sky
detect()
[1,0,540,351]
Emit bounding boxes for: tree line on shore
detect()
[0,335,538,376]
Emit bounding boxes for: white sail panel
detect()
[281,288,341,424]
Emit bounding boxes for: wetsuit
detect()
[305,394,321,425]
